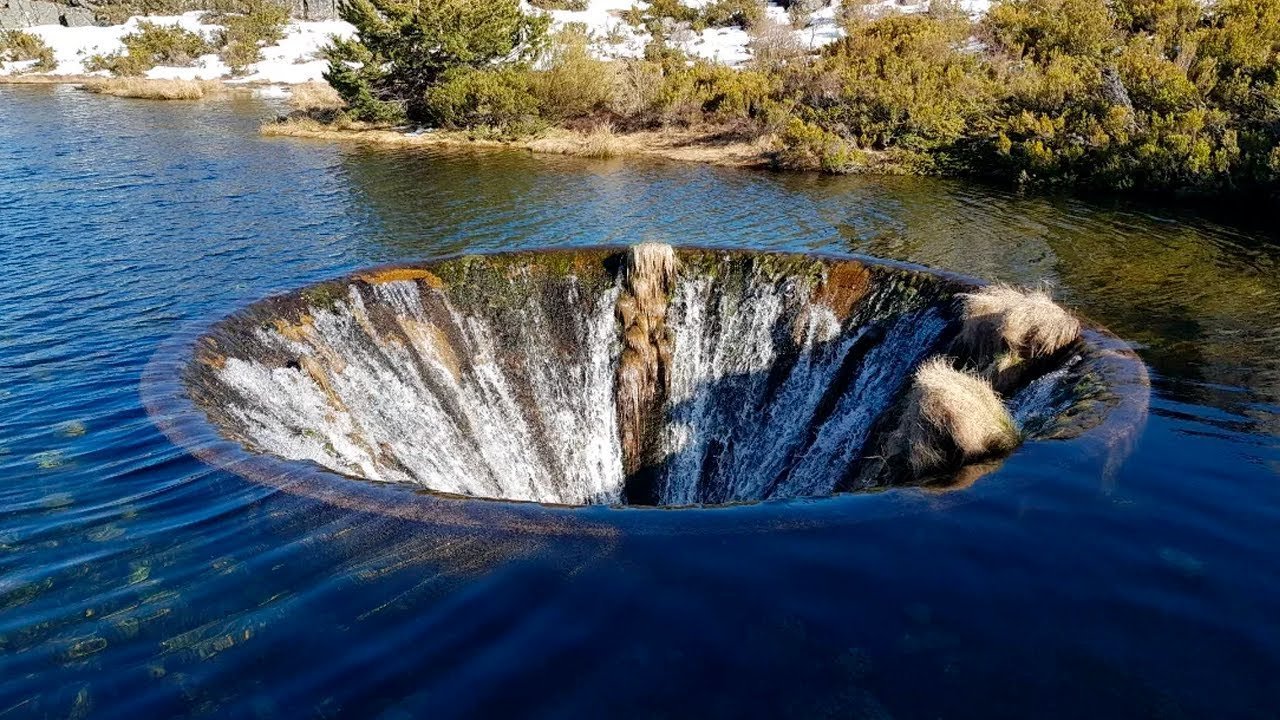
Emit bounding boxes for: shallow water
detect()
[2,85,1279,719]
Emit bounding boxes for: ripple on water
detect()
[0,85,1279,718]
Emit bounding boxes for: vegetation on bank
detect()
[84,0,289,76]
[0,30,56,72]
[82,76,228,98]
[302,0,1279,197]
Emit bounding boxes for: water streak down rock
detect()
[178,245,1146,507]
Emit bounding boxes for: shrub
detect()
[800,12,997,168]
[702,0,766,30]
[624,0,702,36]
[212,0,290,75]
[773,118,865,172]
[530,25,616,121]
[747,17,805,71]
[0,30,56,72]
[655,62,780,127]
[529,0,589,9]
[86,22,214,76]
[609,59,665,118]
[324,0,549,123]
[984,0,1119,63]
[422,66,543,137]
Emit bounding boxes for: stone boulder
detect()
[0,0,96,27]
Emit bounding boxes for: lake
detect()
[2,84,1278,718]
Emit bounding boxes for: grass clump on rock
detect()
[884,358,1021,480]
[955,285,1082,390]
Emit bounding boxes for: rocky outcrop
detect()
[287,0,338,20]
[0,0,95,27]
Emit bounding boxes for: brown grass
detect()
[287,81,344,112]
[527,125,634,158]
[0,73,99,84]
[887,357,1020,478]
[956,284,1082,363]
[260,116,771,169]
[82,77,226,100]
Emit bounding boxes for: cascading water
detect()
[179,246,1142,508]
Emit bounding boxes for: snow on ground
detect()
[537,0,993,66]
[1,0,992,83]
[233,20,355,84]
[0,11,354,83]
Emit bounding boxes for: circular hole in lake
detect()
[161,246,1147,509]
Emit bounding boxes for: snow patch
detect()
[1,11,354,82]
[2,0,993,80]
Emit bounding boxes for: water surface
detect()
[2,85,1279,719]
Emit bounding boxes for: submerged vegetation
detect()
[305,0,1280,197]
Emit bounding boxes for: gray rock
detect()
[288,0,338,20]
[0,0,97,27]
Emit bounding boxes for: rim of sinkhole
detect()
[143,245,1149,529]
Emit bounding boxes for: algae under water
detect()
[2,85,1280,718]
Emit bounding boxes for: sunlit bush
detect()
[325,0,548,123]
[0,30,55,72]
[212,0,290,75]
[86,22,214,76]
[423,66,544,137]
[531,25,616,122]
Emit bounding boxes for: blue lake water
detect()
[2,84,1279,718]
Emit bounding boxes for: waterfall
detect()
[186,247,1111,506]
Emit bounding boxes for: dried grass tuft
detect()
[81,77,225,100]
[888,357,1020,478]
[956,284,1081,363]
[287,81,344,112]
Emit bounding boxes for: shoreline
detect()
[260,117,777,170]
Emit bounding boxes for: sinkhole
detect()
[174,245,1146,508]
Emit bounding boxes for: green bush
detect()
[422,66,544,136]
[976,0,1278,193]
[325,0,549,123]
[86,22,214,76]
[774,118,865,172]
[655,62,781,127]
[530,25,616,121]
[212,0,290,75]
[624,0,762,35]
[984,0,1118,63]
[529,0,589,10]
[0,30,56,72]
[799,12,997,169]
[702,0,766,29]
